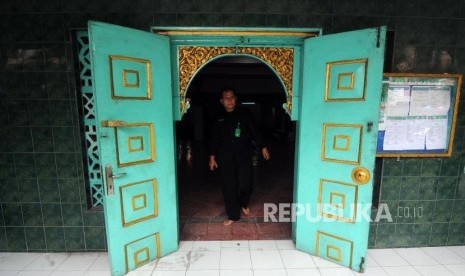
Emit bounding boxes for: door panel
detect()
[89,21,177,276]
[294,27,386,272]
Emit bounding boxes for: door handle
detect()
[110,172,127,179]
[105,165,114,196]
[101,120,127,127]
[104,165,127,195]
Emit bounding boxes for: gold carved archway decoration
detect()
[178,46,294,114]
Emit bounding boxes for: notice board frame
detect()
[376,73,462,158]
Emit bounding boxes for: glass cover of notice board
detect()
[377,73,462,157]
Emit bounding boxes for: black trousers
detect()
[218,151,253,221]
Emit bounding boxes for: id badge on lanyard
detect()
[234,123,241,137]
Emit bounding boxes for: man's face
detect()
[220,90,236,112]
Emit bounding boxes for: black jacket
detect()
[209,106,265,158]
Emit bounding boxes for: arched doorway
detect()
[176,55,295,240]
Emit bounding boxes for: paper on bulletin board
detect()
[425,116,448,150]
[409,86,451,116]
[383,117,426,150]
[385,86,411,116]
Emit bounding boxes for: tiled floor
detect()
[177,140,294,240]
[1,241,465,276]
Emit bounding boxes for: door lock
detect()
[351,167,370,185]
[110,172,127,179]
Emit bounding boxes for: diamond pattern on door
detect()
[322,123,362,165]
[120,179,158,227]
[110,55,152,99]
[115,123,155,167]
[124,233,160,272]
[316,231,353,268]
[318,179,358,222]
[325,59,367,101]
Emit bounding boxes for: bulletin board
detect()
[377,73,462,157]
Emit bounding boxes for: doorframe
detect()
[153,27,322,242]
[151,27,321,121]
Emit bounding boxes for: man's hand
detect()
[209,155,218,170]
[262,147,270,161]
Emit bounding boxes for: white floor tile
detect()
[134,259,157,271]
[276,240,295,250]
[16,272,51,276]
[0,272,21,276]
[318,267,355,276]
[50,271,85,276]
[188,251,220,270]
[394,248,439,266]
[414,264,457,276]
[125,270,153,276]
[178,241,194,252]
[155,251,190,270]
[185,270,219,276]
[192,241,221,251]
[82,271,112,276]
[448,246,465,260]
[0,253,39,270]
[24,253,69,271]
[87,254,110,271]
[250,250,284,269]
[421,247,465,265]
[249,240,277,250]
[253,268,287,276]
[444,264,465,276]
[353,267,388,276]
[219,250,252,269]
[365,252,380,267]
[221,240,249,248]
[220,269,253,276]
[279,249,315,268]
[0,252,12,258]
[151,271,186,276]
[56,253,101,271]
[286,268,322,276]
[382,266,422,276]
[5,244,465,276]
[311,256,344,268]
[368,249,409,266]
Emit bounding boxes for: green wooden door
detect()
[89,21,178,276]
[294,27,386,272]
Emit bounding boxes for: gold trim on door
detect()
[124,232,160,273]
[325,58,368,102]
[109,55,152,100]
[321,123,363,165]
[318,179,358,223]
[316,231,354,268]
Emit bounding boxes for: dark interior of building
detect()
[176,56,295,239]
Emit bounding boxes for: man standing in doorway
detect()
[209,88,270,226]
